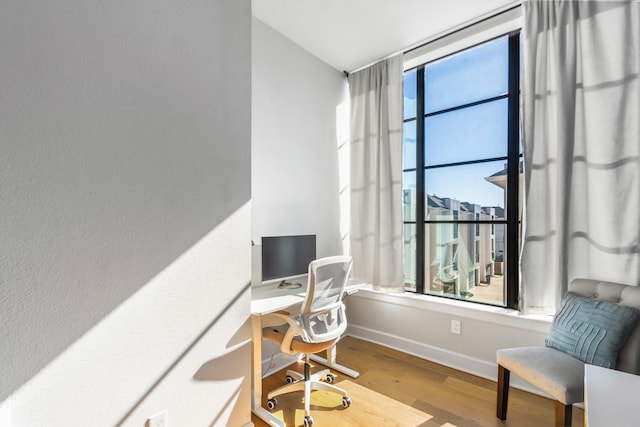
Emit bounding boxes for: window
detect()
[402,33,521,308]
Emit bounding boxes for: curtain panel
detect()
[348,55,404,292]
[520,0,640,314]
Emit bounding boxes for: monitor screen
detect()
[261,235,316,282]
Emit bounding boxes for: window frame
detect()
[403,31,521,309]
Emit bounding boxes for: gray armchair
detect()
[496,279,640,426]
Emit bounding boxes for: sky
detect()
[403,36,510,208]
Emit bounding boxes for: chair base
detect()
[267,357,349,418]
[496,364,573,427]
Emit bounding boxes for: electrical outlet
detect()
[451,319,461,335]
[147,411,167,427]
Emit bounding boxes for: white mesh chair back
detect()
[299,256,352,343]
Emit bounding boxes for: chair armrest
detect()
[265,311,303,355]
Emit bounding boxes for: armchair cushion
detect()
[497,346,585,404]
[545,292,639,369]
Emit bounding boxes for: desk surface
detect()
[585,364,640,427]
[251,278,366,315]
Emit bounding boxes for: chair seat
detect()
[263,326,338,354]
[497,346,585,404]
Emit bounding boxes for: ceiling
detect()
[252,0,518,73]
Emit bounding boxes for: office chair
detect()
[262,256,353,427]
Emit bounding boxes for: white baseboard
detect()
[346,324,551,399]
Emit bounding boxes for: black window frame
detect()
[403,32,521,309]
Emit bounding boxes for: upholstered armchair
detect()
[496,279,640,427]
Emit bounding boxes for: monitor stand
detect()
[277,280,302,289]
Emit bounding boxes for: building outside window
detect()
[402,32,521,308]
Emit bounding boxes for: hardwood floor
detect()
[252,336,584,427]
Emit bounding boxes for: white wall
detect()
[0,1,252,426]
[251,18,348,284]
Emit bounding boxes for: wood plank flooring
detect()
[252,336,584,427]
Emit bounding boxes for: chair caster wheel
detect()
[325,373,335,383]
[342,396,352,408]
[304,415,314,426]
[286,375,295,384]
[266,398,277,410]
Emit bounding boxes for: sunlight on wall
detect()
[337,96,351,256]
[0,398,11,427]
[3,202,251,427]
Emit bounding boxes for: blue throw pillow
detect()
[545,292,639,368]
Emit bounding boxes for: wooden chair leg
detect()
[496,365,510,420]
[554,401,572,427]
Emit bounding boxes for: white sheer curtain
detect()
[348,55,404,292]
[520,0,640,314]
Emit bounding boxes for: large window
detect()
[403,33,521,308]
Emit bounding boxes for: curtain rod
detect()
[345,0,522,76]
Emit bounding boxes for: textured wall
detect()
[0,1,252,425]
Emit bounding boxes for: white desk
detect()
[251,279,364,427]
[584,364,640,427]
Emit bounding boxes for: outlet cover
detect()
[147,411,167,427]
[451,319,461,335]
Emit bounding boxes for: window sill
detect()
[351,285,552,334]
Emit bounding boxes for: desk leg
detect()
[252,314,285,427]
[310,343,360,378]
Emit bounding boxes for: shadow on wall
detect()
[193,319,253,427]
[2,193,250,403]
[1,0,251,409]
[113,285,253,426]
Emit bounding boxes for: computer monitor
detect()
[261,235,316,283]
